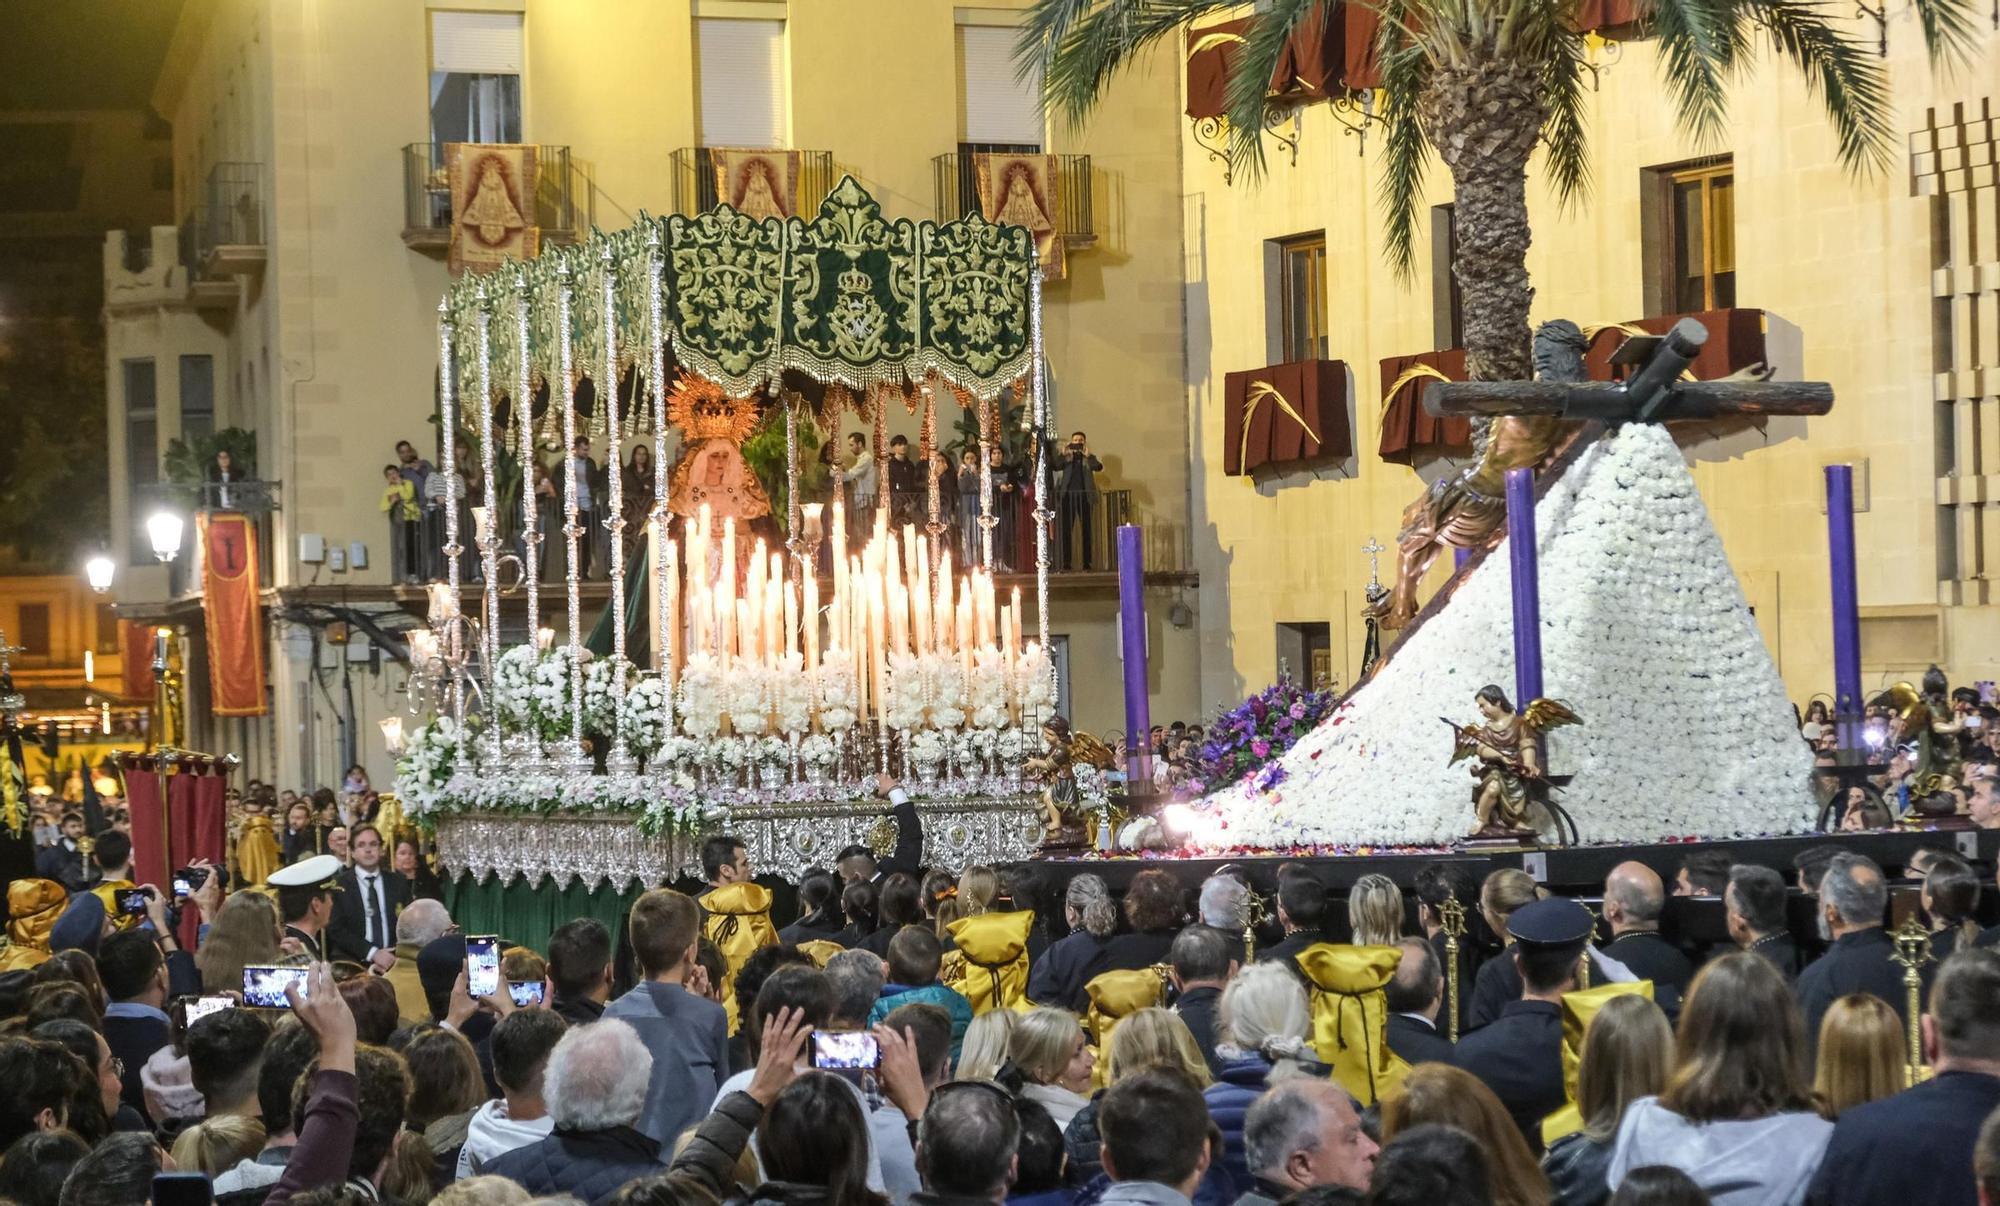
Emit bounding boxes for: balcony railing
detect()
[135,480,281,595]
[401,143,587,252]
[931,148,1094,244]
[668,147,835,218]
[184,162,265,277]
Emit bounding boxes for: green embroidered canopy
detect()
[442,176,1037,421]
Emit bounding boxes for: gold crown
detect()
[837,264,871,294]
[665,374,764,443]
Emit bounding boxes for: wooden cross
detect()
[1422,318,1834,423]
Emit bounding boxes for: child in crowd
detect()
[867,925,972,1058]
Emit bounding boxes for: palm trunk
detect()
[1420,57,1547,383]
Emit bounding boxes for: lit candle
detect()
[804,572,819,669]
[1010,585,1023,658]
[784,581,799,659]
[664,539,680,683]
[957,594,974,679]
[1001,603,1014,660]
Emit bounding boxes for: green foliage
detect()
[946,394,1031,462]
[0,314,107,569]
[163,427,258,489]
[740,407,829,528]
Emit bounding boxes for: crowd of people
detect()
[1,801,1998,1206]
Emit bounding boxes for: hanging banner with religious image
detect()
[1222,359,1353,476]
[710,148,803,221]
[975,153,1066,281]
[198,512,267,716]
[446,142,540,277]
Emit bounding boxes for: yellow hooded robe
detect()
[701,882,778,1034]
[0,879,67,972]
[1295,943,1408,1107]
[941,911,1035,1015]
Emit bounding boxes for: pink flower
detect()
[1251,739,1270,758]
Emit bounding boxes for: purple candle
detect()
[1117,524,1151,783]
[1505,467,1543,704]
[1825,465,1863,748]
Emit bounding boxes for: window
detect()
[1644,157,1735,314]
[957,23,1043,146]
[15,603,50,660]
[96,603,120,654]
[429,11,524,145]
[1275,621,1334,691]
[180,354,215,443]
[1431,204,1464,349]
[696,17,787,147]
[1274,234,1328,362]
[125,359,158,566]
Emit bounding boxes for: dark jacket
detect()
[1805,1071,2000,1206]
[1173,985,1225,1076]
[325,867,414,964]
[1601,930,1694,997]
[483,1125,665,1205]
[551,994,607,1029]
[776,911,843,947]
[1384,1012,1453,1067]
[1467,945,1522,1029]
[1202,1056,1277,1203]
[1028,930,1113,1013]
[1103,928,1178,974]
[1746,931,1803,981]
[1544,1130,1615,1206]
[1453,999,1565,1154]
[1797,927,1913,1050]
[1256,930,1328,972]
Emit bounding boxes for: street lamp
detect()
[85,554,115,593]
[146,512,185,563]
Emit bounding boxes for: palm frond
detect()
[1375,42,1434,281]
[1746,0,1894,173]
[1645,0,1748,150]
[1220,0,1326,181]
[1909,0,1979,69]
[1021,0,1236,126]
[1540,33,1592,210]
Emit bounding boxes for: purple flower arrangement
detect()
[1195,672,1337,794]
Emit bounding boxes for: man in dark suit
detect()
[270,854,342,962]
[1805,947,2000,1206]
[326,825,412,971]
[1797,852,1909,1047]
[1168,925,1234,1076]
[1725,864,1801,981]
[1385,938,1453,1067]
[34,812,90,892]
[1600,862,1694,999]
[1453,897,1591,1155]
[1259,875,1331,970]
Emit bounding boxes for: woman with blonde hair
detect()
[382,1026,487,1203]
[1383,1063,1553,1206]
[1545,994,1675,1206]
[939,864,1000,944]
[1008,1006,1095,1131]
[1608,952,1831,1204]
[1105,1006,1214,1088]
[195,891,284,994]
[1812,994,1904,1120]
[169,1114,265,1178]
[1349,874,1407,947]
[955,1006,1016,1081]
[1469,867,1544,1027]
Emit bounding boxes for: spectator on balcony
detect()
[380,465,422,585]
[956,449,981,565]
[530,458,559,580]
[624,444,657,562]
[843,432,878,530]
[206,449,244,510]
[395,440,434,496]
[570,435,599,580]
[989,444,1020,572]
[886,435,919,528]
[929,449,958,536]
[1055,430,1104,572]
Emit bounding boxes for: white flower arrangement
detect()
[969,648,1010,730]
[883,652,929,732]
[756,734,791,767]
[677,652,725,737]
[715,736,748,771]
[997,726,1033,762]
[812,653,859,732]
[907,728,949,769]
[799,733,839,768]
[1201,424,1817,851]
[1018,646,1056,716]
[723,662,772,736]
[772,652,812,735]
[582,654,629,737]
[926,654,967,730]
[394,716,460,818]
[492,645,539,730]
[622,675,673,758]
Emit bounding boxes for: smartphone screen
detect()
[153,1172,214,1206]
[465,935,502,999]
[184,995,235,1025]
[507,980,546,1008]
[810,1030,881,1070]
[115,888,150,917]
[172,875,193,899]
[242,965,309,1009]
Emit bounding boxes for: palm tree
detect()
[1022,0,1974,384]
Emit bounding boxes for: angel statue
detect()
[1025,715,1115,847]
[1444,685,1581,837]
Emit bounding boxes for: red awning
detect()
[1223,359,1354,476]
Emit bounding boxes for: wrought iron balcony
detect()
[930,148,1094,245]
[667,147,835,218]
[401,143,587,254]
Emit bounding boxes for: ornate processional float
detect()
[393,177,1092,886]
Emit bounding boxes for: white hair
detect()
[396,898,452,947]
[1216,962,1315,1081]
[1244,1079,1338,1176]
[545,1019,652,1130]
[1199,876,1249,932]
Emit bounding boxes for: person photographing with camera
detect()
[1055,430,1102,572]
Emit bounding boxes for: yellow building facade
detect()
[1181,19,2000,712]
[107,0,1200,789]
